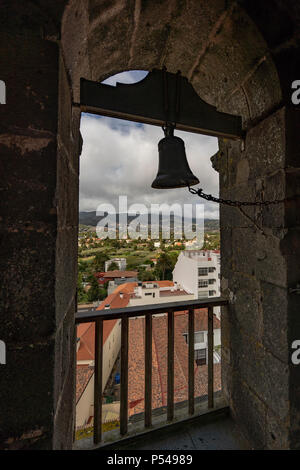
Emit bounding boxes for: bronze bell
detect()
[151,125,199,189]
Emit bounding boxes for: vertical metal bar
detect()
[208,306,214,408]
[93,318,103,444]
[120,316,129,435]
[144,313,152,428]
[188,309,195,415]
[167,310,174,422]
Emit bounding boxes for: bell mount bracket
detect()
[79,68,243,140]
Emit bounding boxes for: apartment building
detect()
[173,250,220,300]
[128,281,194,307]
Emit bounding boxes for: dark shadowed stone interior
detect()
[0,0,300,449]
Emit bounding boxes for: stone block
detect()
[0,340,55,447]
[87,1,134,80]
[55,226,78,326]
[255,229,287,287]
[231,374,266,449]
[0,137,57,226]
[243,58,282,122]
[0,230,56,343]
[231,227,256,275]
[194,4,268,108]
[220,182,257,229]
[261,281,288,363]
[230,273,263,341]
[0,33,59,134]
[266,408,289,450]
[244,108,286,179]
[260,170,285,229]
[56,145,79,229]
[58,52,72,154]
[53,355,75,450]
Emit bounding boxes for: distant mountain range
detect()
[79,211,219,231]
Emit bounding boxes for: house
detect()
[95,270,138,292]
[75,293,128,427]
[75,280,194,427]
[173,250,221,315]
[128,281,194,307]
[105,257,127,272]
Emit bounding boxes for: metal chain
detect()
[188,186,291,207]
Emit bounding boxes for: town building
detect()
[173,250,220,301]
[94,270,138,293]
[128,281,194,307]
[75,294,126,427]
[105,257,127,272]
[75,280,195,427]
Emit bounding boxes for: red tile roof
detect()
[128,309,221,416]
[76,365,94,404]
[76,288,132,361]
[102,270,138,278]
[76,282,175,362]
[76,282,221,418]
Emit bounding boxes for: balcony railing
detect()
[75,297,228,446]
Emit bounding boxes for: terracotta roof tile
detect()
[76,365,94,404]
[128,309,221,415]
[77,287,132,361]
[102,270,138,278]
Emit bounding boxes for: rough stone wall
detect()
[1,0,299,450]
[0,3,78,449]
[215,1,300,447]
[61,0,298,449]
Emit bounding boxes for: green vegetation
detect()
[77,225,220,304]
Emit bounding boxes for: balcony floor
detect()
[98,408,249,451]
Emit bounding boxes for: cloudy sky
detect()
[79,71,219,219]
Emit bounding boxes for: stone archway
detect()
[61,0,287,449]
[1,0,300,450]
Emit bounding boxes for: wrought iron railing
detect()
[75,297,228,445]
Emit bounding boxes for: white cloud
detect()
[79,69,219,219]
[79,113,219,219]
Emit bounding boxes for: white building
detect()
[128,281,194,308]
[105,257,127,272]
[172,249,220,302]
[75,280,192,427]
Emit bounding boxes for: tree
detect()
[148,240,155,251]
[77,272,87,303]
[155,251,174,280]
[138,269,157,282]
[93,252,109,272]
[87,276,102,302]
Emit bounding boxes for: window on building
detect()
[209,290,216,296]
[195,331,205,343]
[198,267,209,276]
[208,267,215,273]
[195,348,206,366]
[208,278,215,284]
[198,291,209,298]
[183,331,205,345]
[198,279,208,288]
